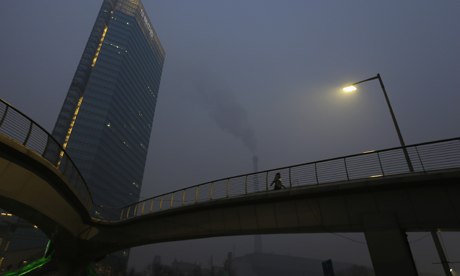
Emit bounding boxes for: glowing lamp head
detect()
[342,85,357,93]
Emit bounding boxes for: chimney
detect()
[253,155,263,254]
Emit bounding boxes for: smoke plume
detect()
[197,84,257,154]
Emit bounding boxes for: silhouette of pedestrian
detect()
[271,172,285,190]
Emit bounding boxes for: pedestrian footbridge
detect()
[1,98,460,275]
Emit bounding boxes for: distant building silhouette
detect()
[143,255,225,276]
[138,252,374,276]
[231,252,374,276]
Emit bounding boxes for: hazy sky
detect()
[1,0,460,274]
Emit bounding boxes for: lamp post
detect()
[343,73,414,172]
[344,74,454,276]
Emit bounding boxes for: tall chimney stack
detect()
[253,155,263,254]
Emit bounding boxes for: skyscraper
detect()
[53,0,164,212]
[52,0,164,273]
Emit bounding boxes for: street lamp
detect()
[344,75,457,276]
[342,73,414,172]
[343,74,457,276]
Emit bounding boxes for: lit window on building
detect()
[91,26,109,67]
[147,85,155,97]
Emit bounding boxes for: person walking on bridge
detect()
[271,172,285,190]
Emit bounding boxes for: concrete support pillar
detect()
[363,213,418,276]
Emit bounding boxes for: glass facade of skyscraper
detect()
[52,0,164,213]
[51,0,164,273]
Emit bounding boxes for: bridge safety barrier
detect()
[1,98,459,223]
[0,99,94,213]
[119,137,460,221]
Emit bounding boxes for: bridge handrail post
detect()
[159,197,163,210]
[377,152,385,176]
[150,199,155,212]
[414,145,425,172]
[265,172,269,191]
[170,194,174,209]
[209,182,214,200]
[344,158,350,181]
[0,104,8,127]
[289,167,292,188]
[181,190,186,206]
[244,175,248,195]
[133,204,138,217]
[23,121,33,146]
[120,208,125,220]
[141,202,145,215]
[314,163,319,184]
[226,179,230,198]
[126,206,131,219]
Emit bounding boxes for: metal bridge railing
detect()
[119,137,460,221]
[0,99,94,213]
[1,98,460,223]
